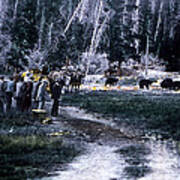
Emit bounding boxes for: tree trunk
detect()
[154,1,163,42]
[145,35,149,76]
[48,22,53,47]
[86,0,103,75]
[68,0,73,18]
[13,0,19,20]
[133,0,140,54]
[122,0,128,37]
[36,0,40,18]
[38,8,45,50]
[64,0,83,34]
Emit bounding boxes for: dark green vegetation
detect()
[1,0,180,70]
[0,113,80,180]
[62,91,180,140]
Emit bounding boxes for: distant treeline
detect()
[0,0,180,71]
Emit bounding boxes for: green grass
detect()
[0,112,81,179]
[0,135,80,179]
[62,91,180,140]
[0,111,36,128]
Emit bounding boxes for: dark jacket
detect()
[51,81,63,99]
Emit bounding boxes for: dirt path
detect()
[40,105,180,180]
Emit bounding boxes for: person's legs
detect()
[51,99,55,116]
[38,101,43,109]
[54,99,59,116]
[17,97,23,111]
[51,99,59,116]
[0,99,4,113]
[38,97,45,109]
[32,99,38,109]
[6,92,12,111]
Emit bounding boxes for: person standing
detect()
[36,80,48,109]
[0,76,5,113]
[51,79,64,117]
[5,77,15,111]
[32,78,41,109]
[23,80,33,112]
[15,77,24,111]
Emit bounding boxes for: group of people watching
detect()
[0,71,64,117]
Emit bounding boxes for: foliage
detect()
[0,111,81,179]
[0,135,79,179]
[0,0,180,70]
[62,91,180,140]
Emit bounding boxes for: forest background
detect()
[0,0,180,72]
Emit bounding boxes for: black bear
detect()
[139,79,155,89]
[160,78,173,89]
[105,77,119,86]
[172,81,180,90]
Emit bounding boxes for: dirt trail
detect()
[40,105,180,180]
[60,106,140,143]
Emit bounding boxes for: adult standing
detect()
[36,80,48,109]
[32,77,42,109]
[15,77,24,111]
[5,77,15,111]
[0,76,5,113]
[51,79,64,117]
[23,80,33,112]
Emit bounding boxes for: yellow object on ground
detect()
[103,86,109,91]
[133,86,139,91]
[32,109,47,120]
[49,131,70,136]
[32,109,46,113]
[42,117,52,124]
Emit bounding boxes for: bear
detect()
[105,77,119,86]
[172,81,180,90]
[160,78,173,90]
[139,79,155,89]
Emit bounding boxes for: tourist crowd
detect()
[0,72,64,117]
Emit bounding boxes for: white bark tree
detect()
[86,0,103,74]
[0,0,11,65]
[132,0,140,54]
[154,1,164,42]
[13,0,19,20]
[48,22,54,47]
[122,0,128,38]
[38,8,45,50]
[145,34,149,76]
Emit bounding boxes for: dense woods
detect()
[0,0,180,71]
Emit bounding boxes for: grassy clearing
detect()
[0,112,36,128]
[0,135,79,180]
[62,91,180,140]
[0,112,80,179]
